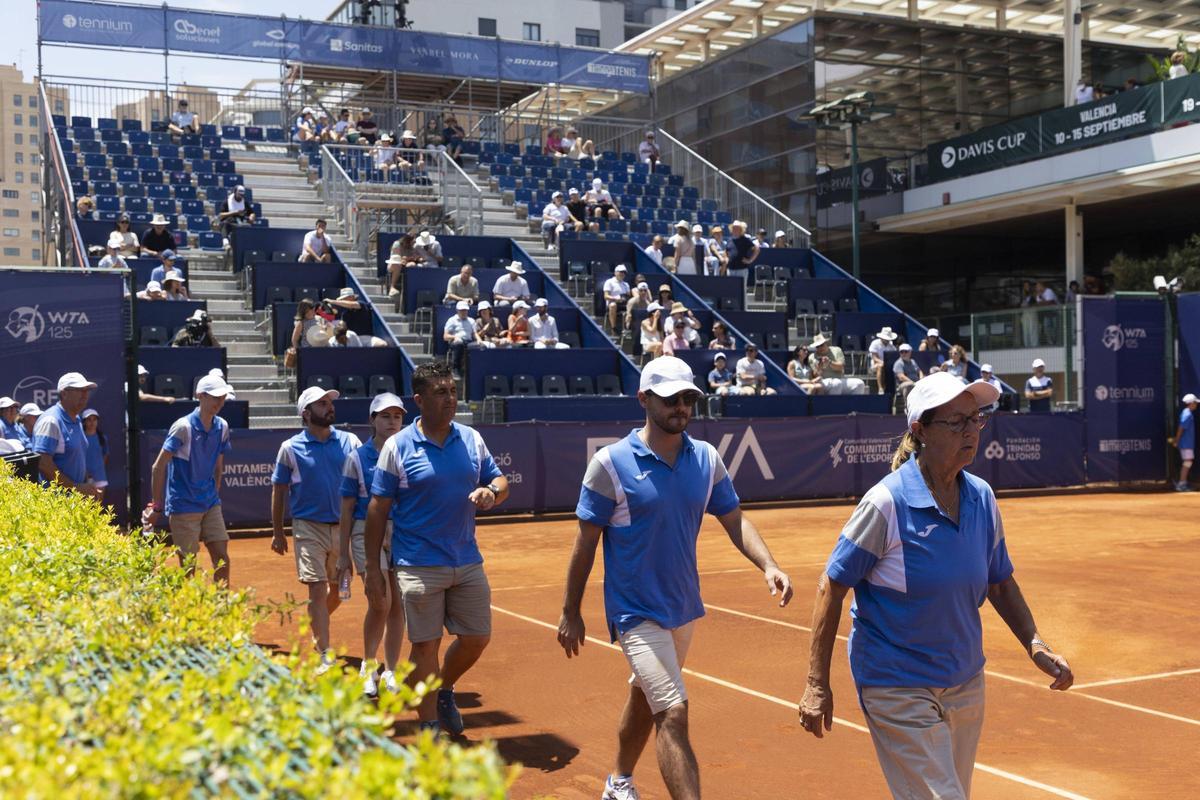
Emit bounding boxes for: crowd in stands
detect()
[292,105,468,164]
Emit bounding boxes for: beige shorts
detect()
[350,519,393,575]
[394,562,491,643]
[618,620,695,715]
[169,506,229,555]
[293,518,338,584]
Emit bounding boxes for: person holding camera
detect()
[172,310,221,347]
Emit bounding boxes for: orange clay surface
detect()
[231,491,1200,799]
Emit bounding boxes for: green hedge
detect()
[0,465,513,798]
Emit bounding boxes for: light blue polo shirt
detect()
[340,438,382,521]
[31,403,89,485]
[85,433,108,486]
[1180,407,1195,451]
[272,428,362,524]
[825,456,1014,689]
[15,424,33,449]
[576,430,740,641]
[370,419,502,568]
[0,418,22,442]
[162,410,232,515]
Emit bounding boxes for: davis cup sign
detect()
[926,117,1039,182]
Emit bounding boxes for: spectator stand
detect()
[231,227,323,273]
[249,262,344,310]
[136,299,208,345]
[465,347,635,410]
[134,346,249,428]
[295,348,407,404]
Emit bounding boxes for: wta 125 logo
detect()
[1102,324,1147,351]
[5,305,91,343]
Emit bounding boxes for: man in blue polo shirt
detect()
[365,361,508,736]
[0,397,21,442]
[272,386,362,674]
[31,372,100,498]
[146,374,236,584]
[558,356,793,800]
[1171,392,1198,491]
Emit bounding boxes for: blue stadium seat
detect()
[182,145,204,160]
[194,172,220,189]
[266,128,287,143]
[124,197,148,213]
[201,135,221,148]
[141,170,164,184]
[214,160,235,174]
[173,185,197,200]
[111,154,135,170]
[161,157,184,172]
[136,156,158,171]
[208,147,229,160]
[145,184,170,199]
[221,174,242,188]
[158,143,179,158]
[180,199,205,216]
[180,134,201,147]
[78,140,101,154]
[185,215,210,231]
[88,167,113,182]
[105,141,128,156]
[100,129,122,143]
[71,115,92,128]
[93,180,116,196]
[52,114,67,127]
[122,184,145,198]
[199,124,217,137]
[83,153,107,169]
[73,127,96,142]
[253,218,270,227]
[121,119,142,132]
[128,130,149,145]
[221,125,240,140]
[130,211,152,225]
[97,211,119,222]
[173,230,189,250]
[63,151,78,167]
[198,231,223,251]
[130,142,153,157]
[153,198,177,215]
[243,126,263,142]
[71,180,89,197]
[95,196,119,213]
[149,131,170,146]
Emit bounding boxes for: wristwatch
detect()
[486,483,502,496]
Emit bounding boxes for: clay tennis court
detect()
[234,491,1200,799]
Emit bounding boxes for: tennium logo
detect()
[63,13,133,33]
[1093,385,1155,403]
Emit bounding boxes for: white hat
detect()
[646,301,662,312]
[1184,393,1199,404]
[1031,358,1046,369]
[926,328,940,338]
[302,106,314,115]
[639,355,698,397]
[455,300,471,311]
[208,368,225,379]
[568,187,580,195]
[107,233,123,249]
[19,403,41,417]
[513,300,530,310]
[675,220,690,229]
[380,132,393,142]
[194,374,235,398]
[369,392,406,414]
[614,264,627,273]
[713,352,727,362]
[164,270,185,284]
[81,408,99,420]
[151,213,169,226]
[234,184,245,193]
[337,286,355,298]
[296,385,338,415]
[552,191,563,198]
[137,364,149,376]
[417,230,436,245]
[774,230,786,238]
[57,372,98,392]
[187,309,207,322]
[811,334,829,348]
[875,327,897,341]
[898,342,913,352]
[692,224,704,232]
[401,130,416,139]
[730,219,747,229]
[980,363,994,373]
[592,178,603,187]
[0,397,16,409]
[534,297,548,307]
[505,262,526,274]
[477,300,492,311]
[636,282,649,290]
[145,280,163,292]
[906,372,1000,427]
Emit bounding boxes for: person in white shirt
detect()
[293,107,316,143]
[706,227,729,276]
[668,221,697,275]
[1169,51,1189,79]
[443,300,477,374]
[331,108,354,142]
[603,265,632,333]
[586,178,621,220]
[560,126,596,160]
[530,298,569,349]
[168,99,200,136]
[542,192,571,251]
[772,230,788,249]
[755,229,772,249]
[113,214,140,256]
[643,235,665,267]
[638,130,660,168]
[372,133,396,172]
[867,326,899,395]
[1035,281,1059,305]
[414,230,444,266]
[136,280,166,302]
[299,219,333,263]
[98,234,129,270]
[1074,80,1094,105]
[664,302,702,348]
[979,363,1003,413]
[736,345,776,395]
[492,263,531,307]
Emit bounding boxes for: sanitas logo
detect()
[62,13,133,33]
[330,38,382,53]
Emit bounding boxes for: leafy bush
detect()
[1108,233,1200,292]
[1145,39,1199,82]
[0,465,514,798]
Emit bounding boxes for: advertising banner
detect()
[557,49,654,95]
[2,269,129,523]
[815,157,889,209]
[925,117,1040,182]
[1039,86,1160,156]
[166,9,298,59]
[984,413,1087,490]
[40,0,165,50]
[1083,297,1168,483]
[1161,72,1200,126]
[1178,293,1200,398]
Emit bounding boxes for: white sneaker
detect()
[360,661,378,697]
[315,649,337,676]
[380,669,399,693]
[601,774,640,800]
[388,287,400,297]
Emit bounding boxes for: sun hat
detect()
[552,190,563,198]
[658,283,671,293]
[906,372,1000,427]
[693,224,704,232]
[1183,393,1199,404]
[1032,358,1046,369]
[194,374,235,398]
[187,309,207,322]
[675,220,690,229]
[57,372,98,392]
[151,213,168,226]
[164,270,185,283]
[455,300,471,311]
[875,327,898,342]
[337,287,355,299]
[669,301,688,315]
[505,262,526,274]
[401,130,416,139]
[369,392,406,414]
[296,386,338,416]
[639,356,699,398]
[646,301,663,312]
[774,230,786,238]
[811,334,829,347]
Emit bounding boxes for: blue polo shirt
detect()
[825,457,1014,689]
[1180,407,1195,451]
[85,433,108,486]
[272,428,361,524]
[340,438,382,521]
[0,418,22,442]
[1026,375,1053,412]
[370,419,502,568]
[31,403,89,485]
[15,424,33,449]
[162,410,232,515]
[576,430,740,641]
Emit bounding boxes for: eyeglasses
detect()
[657,391,700,407]
[927,413,989,434]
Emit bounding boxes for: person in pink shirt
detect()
[661,319,691,356]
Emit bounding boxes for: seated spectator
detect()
[643,235,665,267]
[1025,357,1053,412]
[772,230,788,248]
[355,108,379,144]
[162,270,189,301]
[893,343,922,402]
[18,403,42,449]
[442,115,466,163]
[668,221,697,275]
[708,321,735,351]
[168,99,200,136]
[662,319,691,356]
[475,301,507,349]
[809,334,866,395]
[868,326,899,394]
[706,226,729,276]
[137,364,176,404]
[332,108,354,142]
[586,178,621,220]
[625,281,652,330]
[726,221,760,287]
[917,327,946,367]
[492,262,531,307]
[444,264,479,306]
[385,235,422,297]
[443,300,477,374]
[708,353,734,396]
[656,282,672,308]
[979,363,1002,412]
[112,214,140,257]
[564,188,588,232]
[291,298,331,350]
[560,127,595,160]
[421,117,444,152]
[639,131,660,168]
[736,344,776,396]
[0,397,20,443]
[141,214,176,257]
[664,302,702,348]
[293,107,317,143]
[542,191,571,251]
[788,344,823,394]
[314,110,333,142]
[150,249,178,284]
[327,320,387,348]
[414,230,443,266]
[299,218,334,263]
[136,280,165,301]
[98,234,129,270]
[1066,280,1080,302]
[941,344,968,382]
[395,130,424,170]
[171,309,220,347]
[530,298,569,349]
[546,126,566,156]
[755,229,772,249]
[327,286,362,315]
[217,185,255,239]
[603,265,631,332]
[372,133,397,173]
[508,299,531,346]
[690,224,708,266]
[75,195,95,221]
[641,303,664,359]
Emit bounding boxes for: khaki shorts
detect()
[169,506,229,556]
[293,518,338,585]
[394,562,491,643]
[618,620,695,715]
[350,519,393,575]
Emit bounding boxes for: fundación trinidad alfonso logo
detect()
[984,440,1006,460]
[6,306,45,343]
[941,146,957,169]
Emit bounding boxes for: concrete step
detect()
[235,389,293,404]
[250,415,298,429]
[233,159,305,176]
[228,364,281,381]
[224,341,272,356]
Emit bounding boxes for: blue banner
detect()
[1179,294,1200,399]
[2,269,129,523]
[40,0,165,50]
[166,9,298,59]
[1083,297,1168,483]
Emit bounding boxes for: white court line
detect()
[1073,667,1200,690]
[492,604,1094,800]
[702,603,1200,727]
[492,567,772,593]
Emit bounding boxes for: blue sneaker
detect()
[437,688,465,735]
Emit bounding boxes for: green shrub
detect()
[0,465,514,798]
[1108,233,1200,292]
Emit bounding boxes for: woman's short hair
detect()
[295,298,315,319]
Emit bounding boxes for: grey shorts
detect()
[394,562,491,643]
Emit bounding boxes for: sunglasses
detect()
[656,391,700,407]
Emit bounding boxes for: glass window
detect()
[29,191,39,202]
[13,133,21,145]
[13,152,22,164]
[13,113,21,126]
[522,22,541,41]
[31,154,40,165]
[3,228,19,237]
[31,230,40,241]
[14,172,22,184]
[2,209,18,218]
[29,114,37,128]
[478,18,496,37]
[30,172,39,185]
[576,28,600,48]
[13,95,21,107]
[31,248,40,260]
[3,247,19,257]
[1,190,17,199]
[53,99,64,113]
[29,96,37,108]
[31,210,39,221]
[29,133,37,145]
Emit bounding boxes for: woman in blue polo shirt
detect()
[799,372,1074,799]
[81,409,108,504]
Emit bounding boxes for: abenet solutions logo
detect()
[173,18,222,44]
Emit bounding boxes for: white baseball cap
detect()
[58,372,98,391]
[926,328,940,338]
[19,403,41,417]
[296,386,339,416]
[713,352,727,363]
[107,233,123,249]
[513,300,530,310]
[646,301,663,312]
[693,224,704,232]
[534,298,548,307]
[455,300,471,311]
[0,397,16,409]
[1182,393,1198,404]
[552,191,563,198]
[1031,358,1046,369]
[898,343,913,352]
[980,363,994,373]
[774,230,786,238]
[640,355,698,397]
[592,178,603,187]
[164,270,185,283]
[614,265,627,273]
[906,372,1000,427]
[81,408,99,420]
[137,364,149,376]
[145,280,163,292]
[195,374,235,398]
[637,282,649,290]
[477,300,492,311]
[369,392,406,414]
[187,309,207,322]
